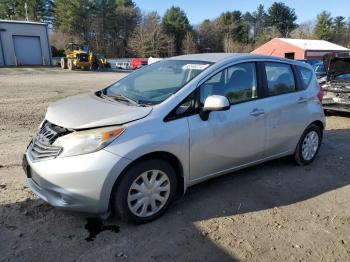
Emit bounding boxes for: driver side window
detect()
[199,62,258,104]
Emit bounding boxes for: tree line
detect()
[1,1,350,58]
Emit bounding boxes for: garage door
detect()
[13,36,42,65]
[0,38,4,66]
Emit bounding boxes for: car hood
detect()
[323,52,350,77]
[45,93,152,129]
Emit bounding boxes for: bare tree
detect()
[182,31,197,54]
[196,19,223,52]
[128,12,174,57]
[290,21,315,39]
[223,34,254,53]
[166,35,176,57]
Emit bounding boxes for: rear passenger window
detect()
[298,66,313,88]
[265,62,296,96]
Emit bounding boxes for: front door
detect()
[188,62,267,182]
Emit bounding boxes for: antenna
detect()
[25,2,28,21]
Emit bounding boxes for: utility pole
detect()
[25,2,28,21]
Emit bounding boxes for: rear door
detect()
[262,62,310,157]
[13,36,42,65]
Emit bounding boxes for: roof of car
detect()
[170,53,249,63]
[169,53,307,66]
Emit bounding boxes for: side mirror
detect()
[200,95,230,121]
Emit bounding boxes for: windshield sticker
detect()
[182,64,210,70]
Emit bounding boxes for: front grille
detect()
[28,121,69,161]
[78,54,89,62]
[30,138,62,161]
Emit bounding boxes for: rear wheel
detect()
[294,124,322,165]
[67,59,75,70]
[113,159,177,223]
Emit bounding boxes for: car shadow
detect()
[177,128,350,220]
[1,128,349,261]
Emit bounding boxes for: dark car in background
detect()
[298,59,326,78]
[313,62,327,78]
[297,59,322,67]
[321,52,350,113]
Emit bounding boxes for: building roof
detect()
[278,38,348,51]
[0,19,47,26]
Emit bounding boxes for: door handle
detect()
[298,97,308,103]
[250,108,265,117]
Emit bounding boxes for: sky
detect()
[133,0,350,25]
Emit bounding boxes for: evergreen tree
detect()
[43,0,54,24]
[112,1,140,57]
[314,11,333,40]
[0,0,17,19]
[0,0,47,22]
[242,5,267,42]
[267,2,297,37]
[253,4,267,39]
[90,0,117,52]
[54,0,93,43]
[162,6,191,54]
[217,11,248,43]
[332,16,347,45]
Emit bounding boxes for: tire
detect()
[91,63,98,70]
[294,124,322,166]
[67,59,75,70]
[60,58,67,69]
[113,159,177,224]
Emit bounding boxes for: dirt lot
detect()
[1,68,350,262]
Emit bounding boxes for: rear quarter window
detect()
[298,66,313,89]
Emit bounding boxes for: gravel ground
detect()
[1,68,350,262]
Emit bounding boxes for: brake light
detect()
[318,84,324,102]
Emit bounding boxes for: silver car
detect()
[23,53,325,223]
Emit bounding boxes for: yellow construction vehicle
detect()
[60,43,92,70]
[93,53,111,69]
[60,43,111,70]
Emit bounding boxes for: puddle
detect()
[84,217,120,241]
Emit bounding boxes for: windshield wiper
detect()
[100,92,139,105]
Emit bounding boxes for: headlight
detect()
[53,126,125,157]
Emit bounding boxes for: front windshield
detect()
[104,60,212,105]
[314,63,326,74]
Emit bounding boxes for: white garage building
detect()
[0,20,52,66]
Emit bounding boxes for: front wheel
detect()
[113,159,177,223]
[60,57,67,69]
[294,124,322,166]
